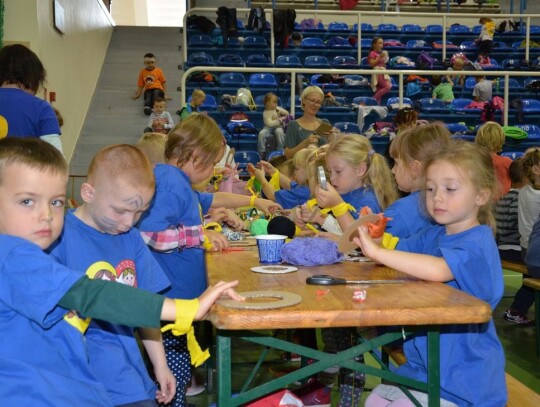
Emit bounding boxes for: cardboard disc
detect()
[216,291,301,310]
[338,214,381,253]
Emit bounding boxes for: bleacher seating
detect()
[419,98,447,112]
[234,150,260,177]
[515,124,540,139]
[183,13,540,156]
[243,36,268,48]
[304,55,331,69]
[334,122,360,134]
[219,72,246,87]
[188,34,213,47]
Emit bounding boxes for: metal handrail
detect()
[181,65,540,127]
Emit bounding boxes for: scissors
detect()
[306,274,406,285]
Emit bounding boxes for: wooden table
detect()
[206,248,493,407]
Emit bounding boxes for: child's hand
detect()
[196,280,244,320]
[254,198,282,216]
[131,94,140,100]
[315,183,342,209]
[204,229,229,251]
[259,160,277,176]
[224,209,244,230]
[291,206,306,227]
[206,207,228,223]
[299,204,324,226]
[154,366,176,404]
[247,163,264,181]
[352,225,381,260]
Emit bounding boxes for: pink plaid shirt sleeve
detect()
[140,225,205,252]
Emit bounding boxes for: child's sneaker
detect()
[292,378,331,407]
[503,309,533,325]
[143,106,152,116]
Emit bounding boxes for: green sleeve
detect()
[58,276,165,328]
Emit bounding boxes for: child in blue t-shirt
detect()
[0,137,243,406]
[247,146,314,209]
[305,134,399,236]
[137,113,280,407]
[50,144,175,406]
[384,122,451,239]
[357,141,507,407]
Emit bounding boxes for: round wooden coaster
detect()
[216,291,302,310]
[338,214,381,253]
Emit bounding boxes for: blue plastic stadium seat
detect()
[249,73,277,87]
[377,23,398,33]
[452,134,476,142]
[360,38,373,49]
[494,41,512,50]
[243,36,268,48]
[448,25,471,34]
[530,25,540,34]
[521,99,540,113]
[386,97,413,109]
[332,56,358,69]
[300,19,325,31]
[185,52,214,67]
[353,96,378,106]
[301,37,326,48]
[401,24,424,33]
[276,55,302,68]
[304,55,330,69]
[310,74,340,89]
[426,24,443,33]
[219,72,246,87]
[419,98,447,112]
[287,96,301,110]
[515,124,540,139]
[465,77,477,89]
[196,94,217,111]
[334,122,360,134]
[501,151,525,160]
[460,41,478,50]
[353,23,374,32]
[359,57,371,69]
[450,98,478,112]
[216,53,244,67]
[267,150,285,160]
[227,37,241,48]
[472,25,482,34]
[326,36,353,49]
[501,59,524,70]
[481,58,499,70]
[445,123,469,134]
[246,54,272,67]
[237,20,245,29]
[328,22,349,32]
[234,150,261,177]
[499,78,521,89]
[188,34,213,47]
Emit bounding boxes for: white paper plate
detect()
[251,265,298,274]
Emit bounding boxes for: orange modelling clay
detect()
[359,206,391,239]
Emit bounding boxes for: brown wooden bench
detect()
[501,259,529,275]
[383,348,540,406]
[523,277,540,357]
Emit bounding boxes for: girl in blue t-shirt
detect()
[137,113,278,407]
[305,134,399,236]
[356,141,507,407]
[384,122,451,239]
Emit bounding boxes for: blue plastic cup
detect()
[255,235,287,264]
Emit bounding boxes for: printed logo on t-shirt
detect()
[64,259,137,333]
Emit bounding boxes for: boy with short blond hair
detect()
[50,144,176,406]
[0,137,242,405]
[179,89,206,121]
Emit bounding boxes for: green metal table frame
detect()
[215,327,441,407]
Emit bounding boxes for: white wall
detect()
[111,0,186,27]
[3,0,113,163]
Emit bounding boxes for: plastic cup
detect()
[255,235,287,264]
